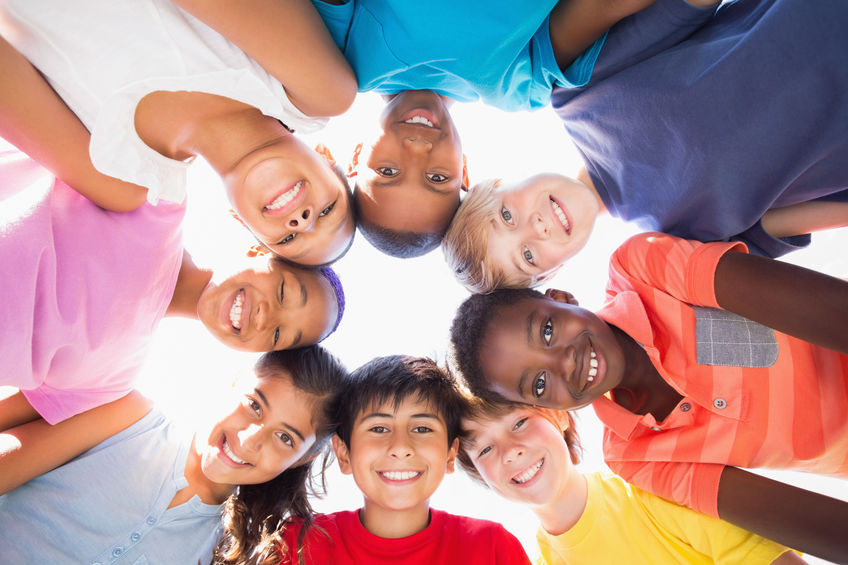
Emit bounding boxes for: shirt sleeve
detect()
[607,457,725,518]
[640,486,796,565]
[309,0,354,51]
[21,382,131,425]
[608,232,747,309]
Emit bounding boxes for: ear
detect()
[347,142,363,179]
[544,288,579,306]
[314,143,336,165]
[445,437,459,474]
[332,434,353,475]
[460,154,469,191]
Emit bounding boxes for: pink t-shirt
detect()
[1,150,186,423]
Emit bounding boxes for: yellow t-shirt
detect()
[537,473,793,564]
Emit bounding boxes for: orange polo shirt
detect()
[593,233,848,517]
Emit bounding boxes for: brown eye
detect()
[375,167,399,177]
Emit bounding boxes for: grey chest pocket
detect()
[693,306,778,368]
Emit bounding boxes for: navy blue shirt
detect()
[552,0,848,257]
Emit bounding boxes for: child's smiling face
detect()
[463,407,572,506]
[224,136,354,265]
[355,90,463,237]
[478,291,625,410]
[485,174,600,286]
[334,395,458,526]
[196,257,338,352]
[200,372,318,487]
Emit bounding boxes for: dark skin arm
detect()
[714,249,848,355]
[0,391,152,495]
[549,0,656,70]
[0,35,147,211]
[718,466,848,563]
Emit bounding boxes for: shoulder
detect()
[436,509,523,545]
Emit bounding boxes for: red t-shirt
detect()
[278,508,530,565]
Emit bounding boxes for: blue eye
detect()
[533,373,546,398]
[513,417,529,430]
[501,207,514,224]
[523,247,534,265]
[478,445,492,457]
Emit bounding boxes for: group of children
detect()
[1,0,847,563]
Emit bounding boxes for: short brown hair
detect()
[442,179,534,294]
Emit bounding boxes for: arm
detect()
[717,466,848,564]
[0,390,39,433]
[771,552,807,565]
[761,200,848,239]
[172,0,357,117]
[0,391,152,495]
[550,0,656,70]
[714,248,848,355]
[0,36,147,211]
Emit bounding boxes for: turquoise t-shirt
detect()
[312,0,606,111]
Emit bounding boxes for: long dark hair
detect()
[213,346,346,565]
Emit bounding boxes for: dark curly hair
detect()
[449,288,546,403]
[455,396,582,488]
[351,186,447,258]
[332,355,467,449]
[213,346,347,565]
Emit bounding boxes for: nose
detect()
[531,213,550,240]
[557,345,577,381]
[238,423,264,451]
[254,299,283,332]
[286,207,314,231]
[403,137,433,154]
[388,433,414,459]
[503,443,524,464]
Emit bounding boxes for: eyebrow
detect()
[359,412,442,422]
[254,388,306,442]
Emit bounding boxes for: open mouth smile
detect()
[550,197,572,235]
[511,458,544,485]
[264,180,304,213]
[229,289,245,331]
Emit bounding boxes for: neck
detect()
[532,469,588,536]
[166,250,212,318]
[359,501,431,539]
[576,167,607,214]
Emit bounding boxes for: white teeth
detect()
[590,350,597,358]
[512,459,543,484]
[222,439,248,465]
[550,199,571,233]
[404,115,434,127]
[590,358,598,368]
[229,290,244,330]
[587,344,597,382]
[380,470,421,481]
[266,180,303,211]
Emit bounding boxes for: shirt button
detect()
[650,426,661,431]
[713,398,727,410]
[112,547,123,557]
[130,532,141,542]
[146,517,156,525]
[680,402,691,412]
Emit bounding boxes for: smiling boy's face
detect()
[463,407,572,506]
[333,395,458,533]
[478,292,626,410]
[355,90,463,237]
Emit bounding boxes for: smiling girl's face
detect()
[196,256,338,352]
[200,372,318,487]
[224,136,355,266]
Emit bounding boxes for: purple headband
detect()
[319,266,345,340]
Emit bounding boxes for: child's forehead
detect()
[356,393,444,421]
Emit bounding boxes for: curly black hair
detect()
[449,288,546,403]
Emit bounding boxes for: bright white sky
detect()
[137,92,846,563]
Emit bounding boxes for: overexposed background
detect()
[137,93,847,563]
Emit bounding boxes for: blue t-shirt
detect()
[312,0,606,111]
[0,410,223,565]
[552,0,848,257]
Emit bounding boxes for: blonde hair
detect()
[442,179,534,294]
